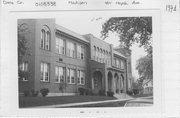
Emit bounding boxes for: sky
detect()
[56,15,146,79]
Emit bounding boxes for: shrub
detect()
[120,89,123,93]
[107,91,114,97]
[127,90,133,95]
[40,88,49,97]
[23,90,30,97]
[98,89,105,96]
[31,89,39,97]
[132,89,139,95]
[116,89,119,93]
[78,88,86,95]
[85,88,94,96]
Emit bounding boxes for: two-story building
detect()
[18,19,133,96]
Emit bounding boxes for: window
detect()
[100,48,103,62]
[94,46,96,59]
[67,41,75,58]
[121,60,125,69]
[114,58,120,68]
[77,70,85,85]
[77,45,85,60]
[19,62,28,72]
[55,66,65,83]
[97,47,100,62]
[40,62,49,82]
[56,37,65,54]
[40,26,50,50]
[103,50,105,63]
[67,68,75,84]
[19,62,28,81]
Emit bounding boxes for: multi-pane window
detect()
[55,66,65,83]
[19,62,28,72]
[19,62,28,81]
[56,37,65,54]
[115,58,120,68]
[100,49,103,62]
[40,26,50,50]
[77,45,85,60]
[40,62,49,82]
[103,50,105,63]
[121,60,125,69]
[67,68,75,84]
[67,41,75,58]
[77,70,85,85]
[94,46,96,60]
[106,51,109,64]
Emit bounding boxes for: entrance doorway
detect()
[107,71,113,91]
[93,71,103,93]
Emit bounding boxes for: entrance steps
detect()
[114,93,133,99]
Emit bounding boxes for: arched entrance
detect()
[120,74,124,93]
[93,71,103,93]
[107,71,113,91]
[114,73,120,93]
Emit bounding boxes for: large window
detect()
[56,37,65,54]
[121,60,125,69]
[40,62,49,82]
[55,66,65,83]
[19,61,28,81]
[77,70,85,85]
[94,46,96,60]
[40,26,50,50]
[67,41,75,58]
[67,68,75,84]
[77,45,85,60]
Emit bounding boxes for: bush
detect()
[98,89,105,96]
[40,88,49,97]
[23,90,30,97]
[127,90,133,95]
[85,88,94,96]
[107,91,114,97]
[120,89,123,93]
[132,89,139,95]
[78,88,86,95]
[116,89,119,93]
[31,89,39,97]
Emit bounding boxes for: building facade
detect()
[18,19,133,96]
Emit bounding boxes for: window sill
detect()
[20,80,28,82]
[40,48,51,52]
[40,80,50,83]
[54,82,64,84]
[78,84,85,85]
[67,83,76,85]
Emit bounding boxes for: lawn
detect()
[131,94,153,98]
[19,95,117,108]
[62,101,127,108]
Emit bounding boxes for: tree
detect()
[101,17,152,55]
[136,55,153,80]
[18,23,30,80]
[101,17,153,81]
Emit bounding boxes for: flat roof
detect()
[55,24,89,43]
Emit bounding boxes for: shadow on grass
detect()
[19,95,117,108]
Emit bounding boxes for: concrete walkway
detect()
[30,96,153,108]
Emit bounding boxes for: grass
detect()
[131,94,153,98]
[19,95,117,108]
[62,101,127,108]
